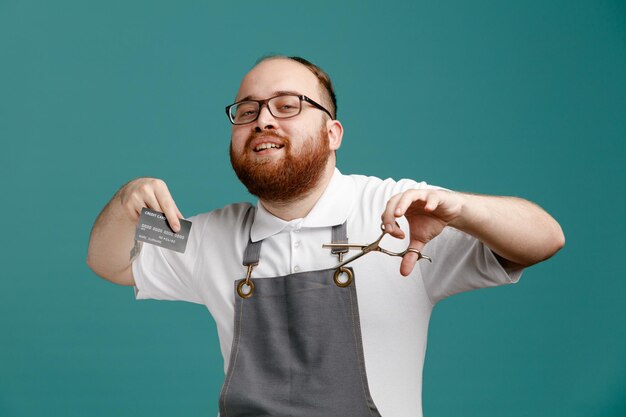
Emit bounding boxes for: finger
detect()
[400,251,419,277]
[153,182,181,232]
[168,199,184,220]
[161,204,181,232]
[136,184,163,214]
[383,221,405,239]
[423,192,440,212]
[386,190,426,239]
[394,189,429,218]
[381,193,404,237]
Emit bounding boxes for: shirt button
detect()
[294,228,300,233]
[294,265,301,272]
[294,241,301,248]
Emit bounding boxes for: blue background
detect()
[1,0,625,416]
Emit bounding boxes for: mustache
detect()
[245,131,290,148]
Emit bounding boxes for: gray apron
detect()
[218,218,382,417]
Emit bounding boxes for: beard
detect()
[229,126,332,203]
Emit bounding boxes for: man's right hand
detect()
[86,178,184,286]
[117,178,184,232]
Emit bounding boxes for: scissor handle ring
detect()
[405,248,432,262]
[333,267,353,287]
[237,279,255,298]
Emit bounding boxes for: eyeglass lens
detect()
[230,95,301,124]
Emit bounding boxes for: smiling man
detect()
[87,56,564,417]
[229,57,342,221]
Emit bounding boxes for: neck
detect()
[260,162,336,221]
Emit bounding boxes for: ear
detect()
[326,118,344,151]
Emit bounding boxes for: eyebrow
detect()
[238,90,302,102]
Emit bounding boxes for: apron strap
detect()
[242,205,261,267]
[243,240,262,267]
[330,221,349,256]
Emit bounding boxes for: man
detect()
[87,56,564,417]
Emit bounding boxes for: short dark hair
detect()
[257,55,337,119]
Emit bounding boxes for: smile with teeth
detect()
[254,143,284,152]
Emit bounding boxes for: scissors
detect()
[323,222,432,270]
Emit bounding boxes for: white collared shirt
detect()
[132,168,521,417]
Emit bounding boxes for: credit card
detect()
[134,208,192,253]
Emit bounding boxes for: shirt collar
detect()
[250,168,356,242]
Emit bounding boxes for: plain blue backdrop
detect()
[1,1,625,416]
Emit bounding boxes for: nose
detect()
[255,103,276,130]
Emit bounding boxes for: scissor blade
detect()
[335,250,369,268]
[322,243,369,249]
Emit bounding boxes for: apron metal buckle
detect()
[332,253,354,287]
[333,266,354,287]
[237,264,255,299]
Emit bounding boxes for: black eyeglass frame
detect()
[225,94,334,125]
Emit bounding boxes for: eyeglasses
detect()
[225,94,333,125]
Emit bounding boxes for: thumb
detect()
[399,239,425,276]
[400,252,418,276]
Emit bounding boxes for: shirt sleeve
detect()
[418,227,523,305]
[131,213,207,304]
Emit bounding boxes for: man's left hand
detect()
[381,189,465,276]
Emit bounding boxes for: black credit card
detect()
[134,208,192,253]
